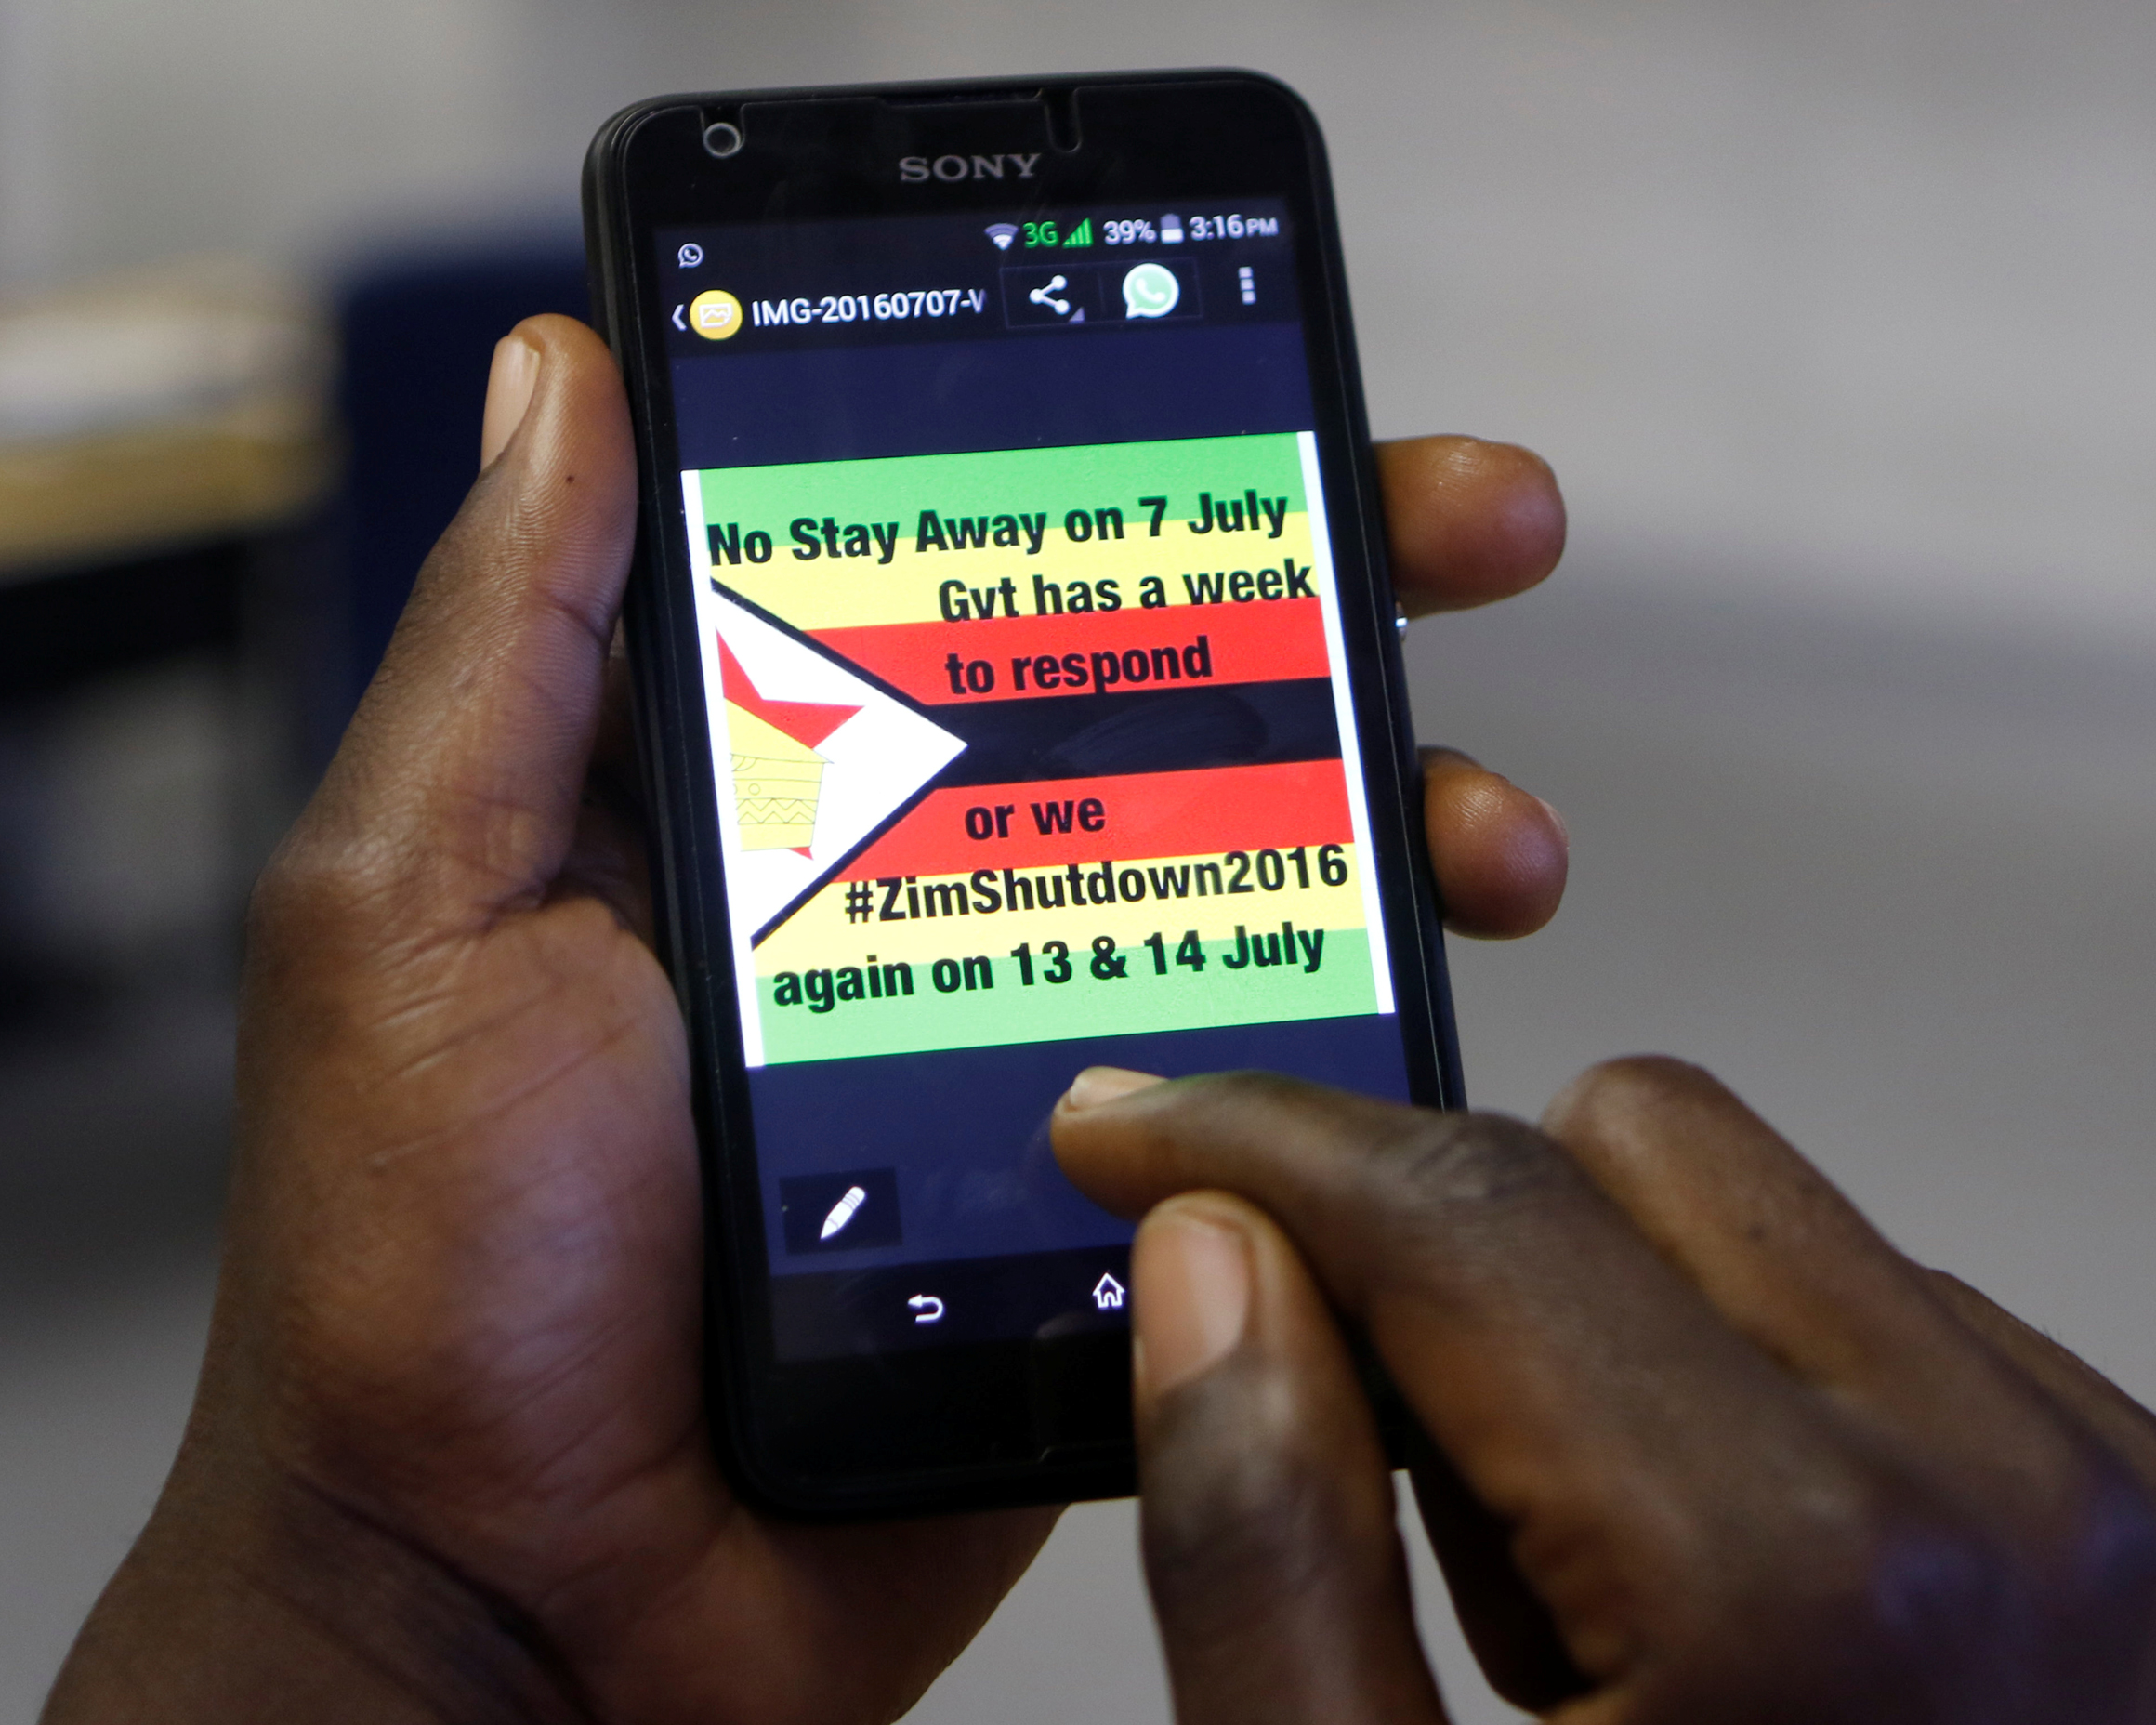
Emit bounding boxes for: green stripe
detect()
[700,432,1308,533]
[758,927,1374,1065]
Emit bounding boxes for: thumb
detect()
[303,313,637,925]
[1133,1192,1448,1725]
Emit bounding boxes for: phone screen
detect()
[651,201,1411,1362]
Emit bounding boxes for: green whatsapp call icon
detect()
[1121,261,1181,320]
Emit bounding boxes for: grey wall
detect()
[4,4,2153,1721]
[4,0,2152,646]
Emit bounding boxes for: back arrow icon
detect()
[907,1295,945,1324]
[672,304,687,332]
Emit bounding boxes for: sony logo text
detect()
[899,152,1043,183]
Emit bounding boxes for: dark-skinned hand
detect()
[42,315,1568,1725]
[1053,1059,2156,1723]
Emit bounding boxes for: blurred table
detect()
[0,259,335,1016]
[0,257,334,678]
[0,257,331,557]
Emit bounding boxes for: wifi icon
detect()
[984,222,1019,251]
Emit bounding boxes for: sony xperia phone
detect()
[583,70,1461,1516]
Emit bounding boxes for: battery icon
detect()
[1160,214,1184,244]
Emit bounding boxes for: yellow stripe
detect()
[756,848,1366,971]
[712,514,1317,631]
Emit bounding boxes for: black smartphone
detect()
[583,70,1462,1517]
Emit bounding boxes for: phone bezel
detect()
[584,70,1462,1517]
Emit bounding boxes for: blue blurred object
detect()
[335,240,590,718]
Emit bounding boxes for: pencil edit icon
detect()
[778,1169,903,1253]
[819,1185,869,1241]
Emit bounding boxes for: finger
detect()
[554,625,656,945]
[1543,1058,2116,1535]
[1420,747,1567,939]
[1056,1071,1847,1674]
[303,315,636,922]
[1133,1192,1447,1725]
[1403,1435,1584,1712]
[1375,437,1565,619]
[1922,1270,2156,1492]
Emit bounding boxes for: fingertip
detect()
[1378,436,1566,616]
[479,333,541,471]
[474,313,638,635]
[316,311,638,913]
[1532,794,1569,849]
[1133,1197,1256,1401]
[484,314,630,477]
[1050,1068,1172,1217]
[1538,1055,1728,1155]
[1130,1189,1443,1723]
[1061,1065,1166,1112]
[1421,751,1569,939]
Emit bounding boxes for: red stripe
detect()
[716,637,860,747]
[813,598,1327,706]
[839,758,1353,880]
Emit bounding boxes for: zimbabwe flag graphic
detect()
[718,637,856,852]
[685,430,1395,1068]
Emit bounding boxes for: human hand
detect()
[1379,436,1568,941]
[44,316,1570,1725]
[1054,1059,2156,1722]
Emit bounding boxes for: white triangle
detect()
[697,587,966,942]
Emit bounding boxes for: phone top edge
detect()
[586,66,1319,121]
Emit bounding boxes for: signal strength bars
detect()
[985,218,1095,250]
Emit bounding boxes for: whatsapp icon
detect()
[1121,261,1181,320]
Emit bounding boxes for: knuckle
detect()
[1673,1449,2156,1713]
[1855,1513,2030,1649]
[1658,1490,1969,1704]
[1142,1377,1376,1634]
[1545,1053,1711,1138]
[1186,1067,1317,1109]
[1169,1068,1369,1145]
[247,833,358,944]
[1847,1494,2156,1707]
[1585,1050,1708,1094]
[1320,1111,1595,1294]
[2043,1452,2156,1632]
[1372,1108,1578,1217]
[245,823,408,964]
[245,833,333,947]
[1859,1440,2156,1640]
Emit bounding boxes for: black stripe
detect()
[927,678,1339,787]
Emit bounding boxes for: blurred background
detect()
[2,1,2151,1718]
